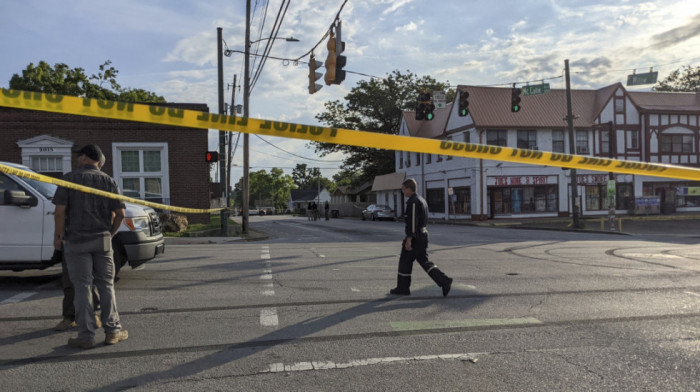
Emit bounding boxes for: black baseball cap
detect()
[74,144,103,162]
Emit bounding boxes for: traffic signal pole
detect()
[564,59,580,228]
[217,27,228,236]
[242,0,251,234]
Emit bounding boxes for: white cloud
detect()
[395,21,419,33]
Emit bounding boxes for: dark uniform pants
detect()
[396,234,450,291]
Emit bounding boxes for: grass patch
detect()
[164,214,241,237]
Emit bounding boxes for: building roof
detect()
[371,172,406,191]
[401,83,700,136]
[290,189,319,202]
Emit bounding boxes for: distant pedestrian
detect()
[307,203,312,221]
[390,178,452,296]
[53,144,129,348]
[324,200,330,221]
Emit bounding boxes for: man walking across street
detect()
[390,178,452,296]
[53,144,129,349]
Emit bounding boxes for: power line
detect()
[250,0,290,93]
[254,134,345,162]
[293,0,349,62]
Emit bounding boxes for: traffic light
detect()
[205,151,219,163]
[308,54,323,94]
[415,92,435,121]
[458,91,470,117]
[324,22,346,86]
[511,87,522,112]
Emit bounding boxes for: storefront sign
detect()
[490,175,554,186]
[677,187,700,196]
[577,174,632,185]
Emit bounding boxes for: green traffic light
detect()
[459,109,468,116]
[426,112,434,120]
[512,105,520,112]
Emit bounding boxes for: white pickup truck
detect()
[0,161,165,273]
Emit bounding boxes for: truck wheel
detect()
[112,243,127,276]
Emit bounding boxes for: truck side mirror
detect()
[4,190,36,207]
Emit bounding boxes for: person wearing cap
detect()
[390,178,452,296]
[53,144,129,349]
[53,154,105,332]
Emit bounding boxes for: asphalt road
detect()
[0,216,698,391]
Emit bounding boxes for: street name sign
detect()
[522,83,550,96]
[627,71,658,86]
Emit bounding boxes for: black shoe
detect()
[442,278,453,297]
[389,288,410,295]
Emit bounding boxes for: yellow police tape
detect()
[1,88,700,207]
[0,162,223,214]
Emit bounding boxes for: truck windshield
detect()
[22,176,57,200]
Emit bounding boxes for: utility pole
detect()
[227,74,237,212]
[242,0,251,234]
[564,59,580,229]
[217,27,228,236]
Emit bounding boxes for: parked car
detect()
[361,204,395,221]
[0,161,164,273]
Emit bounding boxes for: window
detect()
[446,136,453,160]
[660,134,694,153]
[463,132,470,143]
[627,130,640,149]
[615,98,624,113]
[0,173,22,205]
[426,154,432,164]
[487,130,507,146]
[399,151,403,169]
[453,187,471,214]
[426,188,445,213]
[576,130,589,154]
[601,130,610,155]
[416,152,421,165]
[114,143,169,204]
[31,156,64,174]
[517,130,537,149]
[552,130,565,153]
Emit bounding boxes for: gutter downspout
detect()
[479,129,485,220]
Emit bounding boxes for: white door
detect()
[0,174,49,262]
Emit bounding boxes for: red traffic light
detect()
[206,151,220,163]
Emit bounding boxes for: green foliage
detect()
[313,70,453,187]
[653,65,700,92]
[291,163,334,191]
[233,167,296,210]
[9,60,166,103]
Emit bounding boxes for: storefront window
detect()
[426,188,445,213]
[492,185,557,214]
[453,187,471,214]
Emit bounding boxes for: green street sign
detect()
[522,83,550,96]
[627,71,658,86]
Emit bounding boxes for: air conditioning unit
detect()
[576,146,589,154]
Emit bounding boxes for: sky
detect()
[2,0,700,186]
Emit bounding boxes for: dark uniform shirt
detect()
[405,193,429,239]
[52,165,125,243]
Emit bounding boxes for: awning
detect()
[371,172,406,192]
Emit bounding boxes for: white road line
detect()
[350,287,360,292]
[0,291,37,305]
[260,270,273,280]
[260,254,270,259]
[260,308,279,327]
[264,353,479,373]
[685,291,700,297]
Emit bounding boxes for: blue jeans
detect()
[64,235,122,341]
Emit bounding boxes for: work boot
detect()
[105,329,129,345]
[54,318,76,331]
[95,313,102,329]
[442,278,453,297]
[390,274,411,295]
[67,337,95,349]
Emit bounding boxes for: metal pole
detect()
[227,74,237,213]
[242,0,251,234]
[217,27,228,236]
[565,59,580,228]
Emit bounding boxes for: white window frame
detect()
[17,135,74,175]
[112,142,170,204]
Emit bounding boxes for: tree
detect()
[233,168,295,210]
[313,70,454,187]
[653,65,700,92]
[291,163,334,191]
[8,60,166,103]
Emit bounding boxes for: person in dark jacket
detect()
[390,178,452,296]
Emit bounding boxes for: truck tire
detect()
[112,241,127,276]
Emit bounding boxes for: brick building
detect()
[0,104,212,223]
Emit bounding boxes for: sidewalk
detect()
[434,213,700,236]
